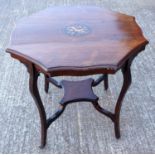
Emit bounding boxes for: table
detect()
[6,6,148,148]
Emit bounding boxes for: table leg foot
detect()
[28,64,47,148]
[114,119,120,139]
[39,125,47,148]
[39,132,47,148]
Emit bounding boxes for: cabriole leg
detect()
[114,60,132,138]
[28,64,47,148]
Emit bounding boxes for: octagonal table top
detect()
[6,6,148,75]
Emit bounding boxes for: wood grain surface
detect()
[0,0,154,153]
[6,6,148,75]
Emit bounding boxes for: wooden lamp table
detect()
[6,6,148,148]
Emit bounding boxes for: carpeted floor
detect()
[0,0,155,153]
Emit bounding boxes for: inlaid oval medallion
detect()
[64,24,91,36]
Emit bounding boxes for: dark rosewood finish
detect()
[6,6,148,75]
[28,64,47,148]
[6,6,148,148]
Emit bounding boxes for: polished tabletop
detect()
[6,6,148,74]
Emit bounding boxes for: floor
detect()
[0,0,155,153]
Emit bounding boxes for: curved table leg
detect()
[114,60,132,138]
[28,64,47,148]
[92,59,132,139]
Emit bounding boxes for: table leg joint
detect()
[46,104,66,129]
[92,101,115,122]
[92,74,109,90]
